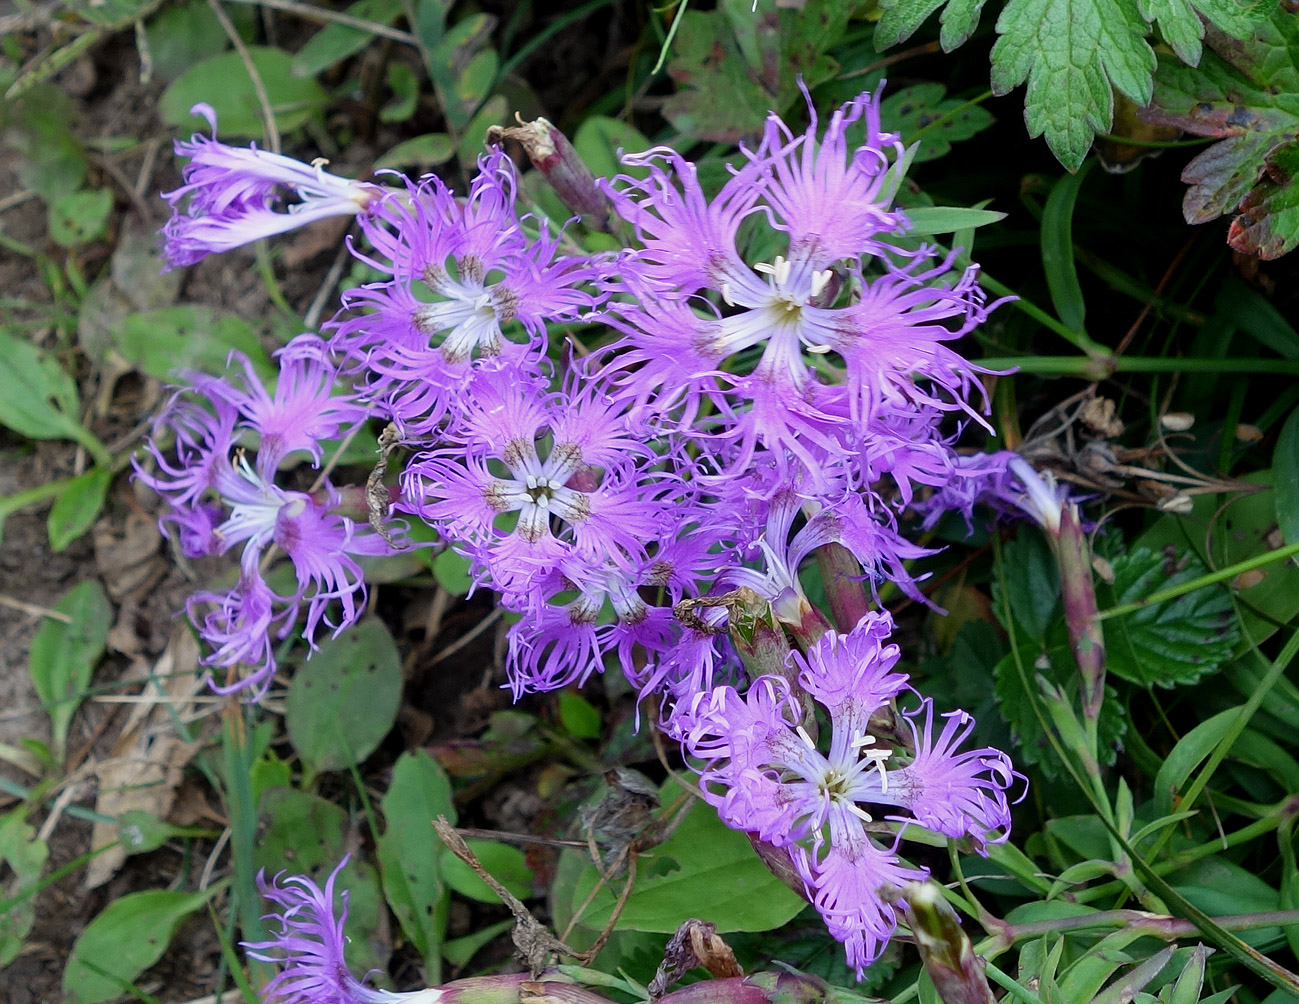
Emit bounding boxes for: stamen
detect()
[720,282,735,306]
[844,801,874,823]
[525,475,538,489]
[810,268,833,297]
[795,725,817,752]
[805,342,833,355]
[536,494,549,509]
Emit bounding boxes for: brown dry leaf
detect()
[93,511,163,601]
[83,628,207,889]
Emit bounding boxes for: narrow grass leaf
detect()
[1040,162,1091,334]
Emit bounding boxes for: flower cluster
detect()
[136,336,395,697]
[146,87,1027,978]
[676,614,1017,974]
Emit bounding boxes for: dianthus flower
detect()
[675,613,1020,975]
[135,337,393,696]
[329,150,602,433]
[248,859,440,1004]
[600,87,995,481]
[401,368,677,610]
[162,105,385,268]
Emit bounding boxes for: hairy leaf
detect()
[876,0,1267,171]
[1142,7,1299,258]
[664,0,854,142]
[1102,547,1239,688]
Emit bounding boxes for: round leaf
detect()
[285,620,403,773]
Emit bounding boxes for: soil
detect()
[0,7,649,1001]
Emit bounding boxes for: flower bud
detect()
[488,116,612,229]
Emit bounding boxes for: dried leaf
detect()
[84,629,205,889]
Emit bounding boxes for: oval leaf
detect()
[285,619,403,773]
[64,887,216,1004]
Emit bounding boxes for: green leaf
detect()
[142,2,229,83]
[1041,162,1092,333]
[1276,407,1299,547]
[879,84,996,163]
[558,692,602,740]
[442,919,512,968]
[573,116,652,182]
[441,839,533,904]
[0,810,49,966]
[63,887,217,1004]
[457,95,508,173]
[990,0,1155,171]
[285,619,403,774]
[292,0,404,77]
[47,467,112,553]
[1137,470,1299,647]
[48,189,114,247]
[375,133,456,171]
[113,305,271,381]
[994,531,1060,643]
[1152,707,1238,818]
[29,580,112,761]
[902,206,1007,235]
[381,62,420,123]
[253,787,347,873]
[432,547,474,596]
[160,47,329,138]
[1142,7,1299,259]
[2,84,89,201]
[993,644,1127,778]
[558,781,805,934]
[663,0,855,142]
[1102,547,1239,688]
[63,0,164,29]
[377,750,455,983]
[0,331,98,453]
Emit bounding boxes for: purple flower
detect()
[600,87,996,481]
[401,369,674,609]
[329,151,601,433]
[162,104,384,268]
[676,613,1020,975]
[248,859,438,1004]
[135,338,394,696]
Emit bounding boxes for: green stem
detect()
[978,273,1109,358]
[988,907,1299,950]
[979,355,1299,376]
[1096,541,1299,622]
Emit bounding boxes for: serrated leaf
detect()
[664,0,854,143]
[1102,547,1240,687]
[1142,8,1299,258]
[285,619,403,774]
[993,644,1127,778]
[377,750,455,983]
[991,0,1156,171]
[29,580,112,761]
[64,887,217,1004]
[879,83,996,163]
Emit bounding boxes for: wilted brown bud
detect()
[488,115,612,230]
